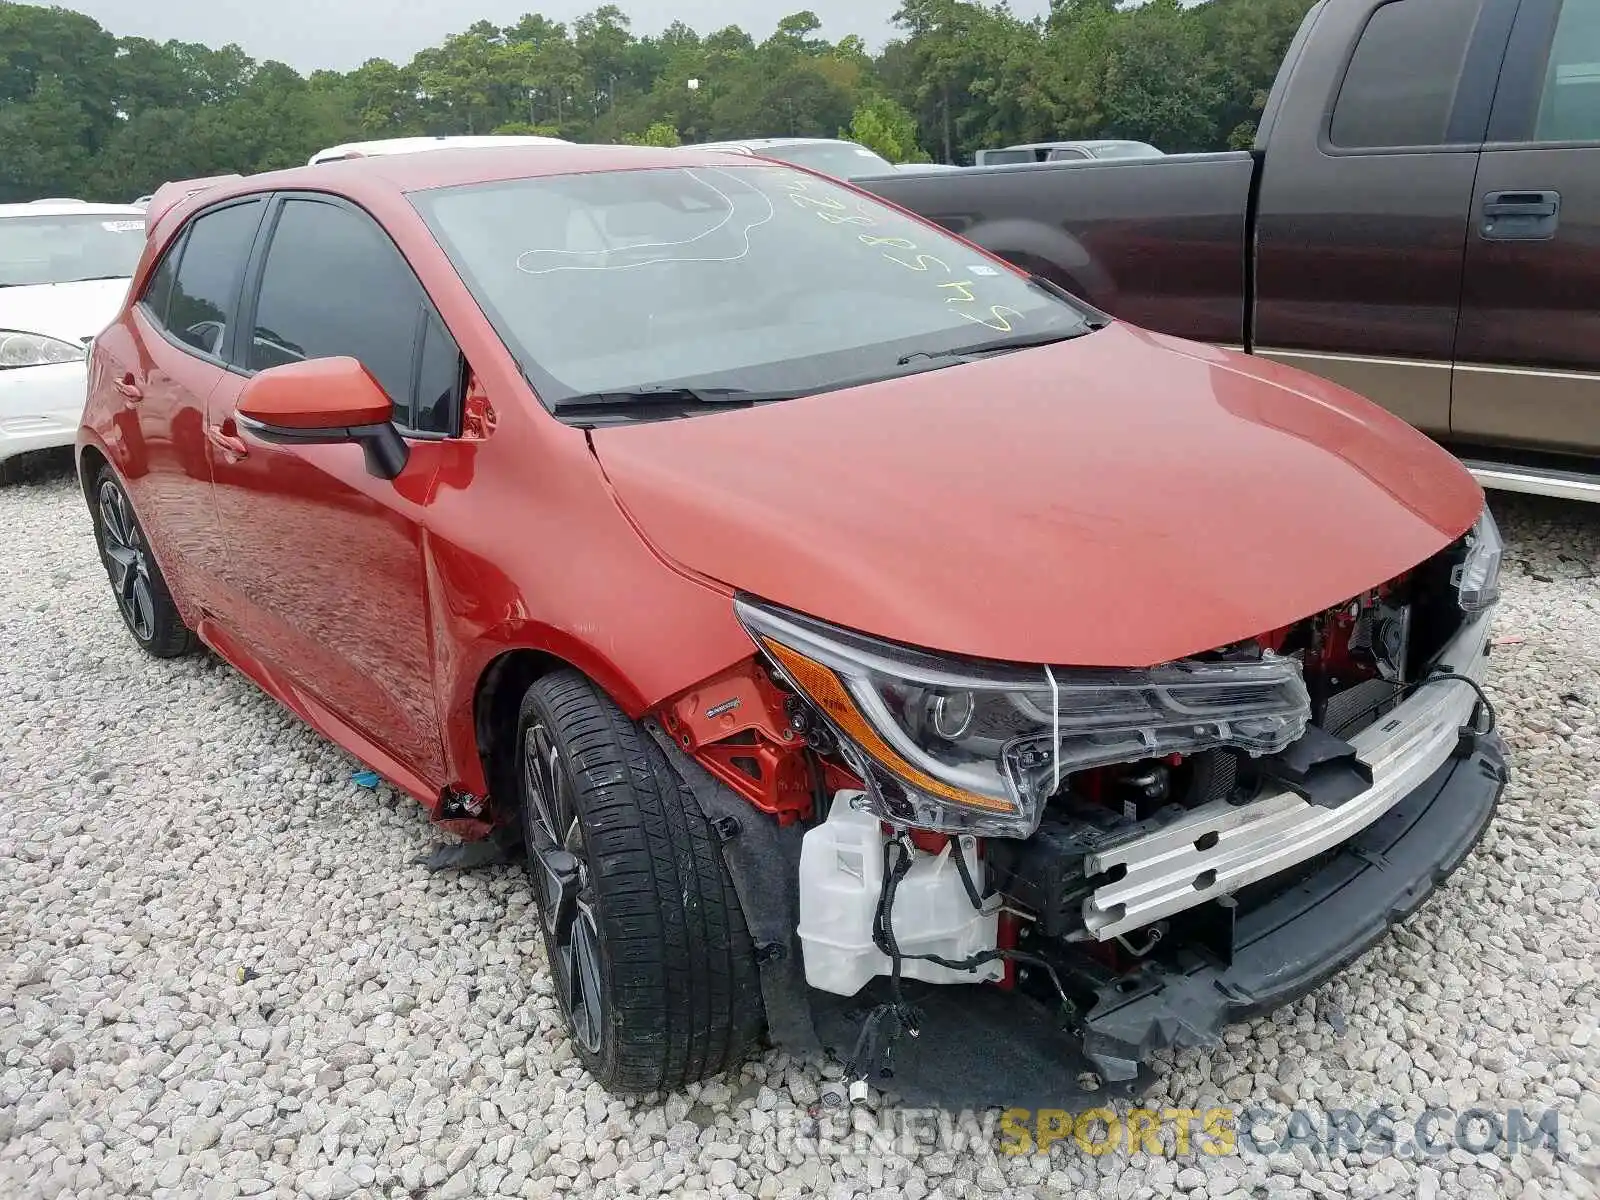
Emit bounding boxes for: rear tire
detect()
[90,467,195,658]
[517,669,765,1092]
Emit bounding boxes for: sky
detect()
[43,0,1055,74]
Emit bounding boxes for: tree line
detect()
[1,0,1316,204]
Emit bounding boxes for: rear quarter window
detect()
[140,239,180,328]
[1329,0,1486,148]
[161,199,266,359]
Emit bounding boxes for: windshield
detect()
[748,142,896,179]
[413,164,1094,409]
[0,214,145,286]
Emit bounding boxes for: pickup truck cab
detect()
[863,0,1600,502]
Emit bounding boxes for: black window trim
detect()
[1484,0,1600,148]
[138,194,269,375]
[1318,0,1525,156]
[235,190,466,439]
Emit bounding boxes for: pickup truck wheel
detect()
[517,669,765,1092]
[91,467,195,658]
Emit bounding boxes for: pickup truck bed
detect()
[864,153,1257,349]
[860,0,1600,503]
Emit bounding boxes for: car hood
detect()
[0,278,130,345]
[590,323,1484,667]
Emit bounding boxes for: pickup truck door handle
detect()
[205,421,249,461]
[1480,190,1561,241]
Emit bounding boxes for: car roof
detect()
[694,137,872,151]
[187,144,784,206]
[143,145,819,250]
[0,200,148,219]
[308,134,572,165]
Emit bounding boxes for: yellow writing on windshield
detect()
[778,174,1024,332]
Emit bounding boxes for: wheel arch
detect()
[76,441,111,509]
[472,647,567,807]
[464,640,655,812]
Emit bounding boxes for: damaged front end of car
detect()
[649,507,1507,1104]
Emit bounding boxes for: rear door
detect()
[1452,0,1600,457]
[105,197,265,612]
[204,192,462,786]
[1251,0,1518,434]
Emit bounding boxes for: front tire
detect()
[91,467,194,658]
[517,670,765,1092]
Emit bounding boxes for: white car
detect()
[688,138,901,180]
[307,134,571,165]
[0,201,146,477]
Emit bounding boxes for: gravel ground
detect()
[2,454,1598,1200]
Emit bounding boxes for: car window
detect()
[1534,0,1600,142]
[414,309,463,435]
[247,198,446,432]
[1046,148,1091,161]
[140,239,180,327]
[166,200,265,358]
[1329,0,1486,148]
[412,163,1094,410]
[980,149,1035,165]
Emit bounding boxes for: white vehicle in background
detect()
[689,137,905,180]
[973,139,1165,166]
[307,134,571,165]
[0,201,146,479]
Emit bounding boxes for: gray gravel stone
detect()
[2,473,1597,1200]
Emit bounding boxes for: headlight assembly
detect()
[735,597,1312,838]
[0,330,87,369]
[1453,505,1502,614]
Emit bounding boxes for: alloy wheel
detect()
[522,721,605,1054]
[98,480,156,642]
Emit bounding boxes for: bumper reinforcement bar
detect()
[1080,728,1506,1082]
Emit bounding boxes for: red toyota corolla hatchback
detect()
[79,146,1507,1100]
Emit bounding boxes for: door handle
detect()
[113,373,143,400]
[1481,190,1560,241]
[205,423,249,461]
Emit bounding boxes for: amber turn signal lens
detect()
[759,637,1017,815]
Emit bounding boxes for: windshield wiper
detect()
[896,327,1088,366]
[553,385,803,416]
[57,275,132,284]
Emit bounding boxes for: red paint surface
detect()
[236,357,395,429]
[79,148,1484,824]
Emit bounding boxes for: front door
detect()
[204,193,466,787]
[1453,0,1600,458]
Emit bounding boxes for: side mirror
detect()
[236,356,409,480]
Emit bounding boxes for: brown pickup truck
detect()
[860,0,1600,503]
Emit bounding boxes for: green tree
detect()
[844,96,929,162]
[624,120,681,146]
[0,0,1320,202]
[0,74,93,201]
